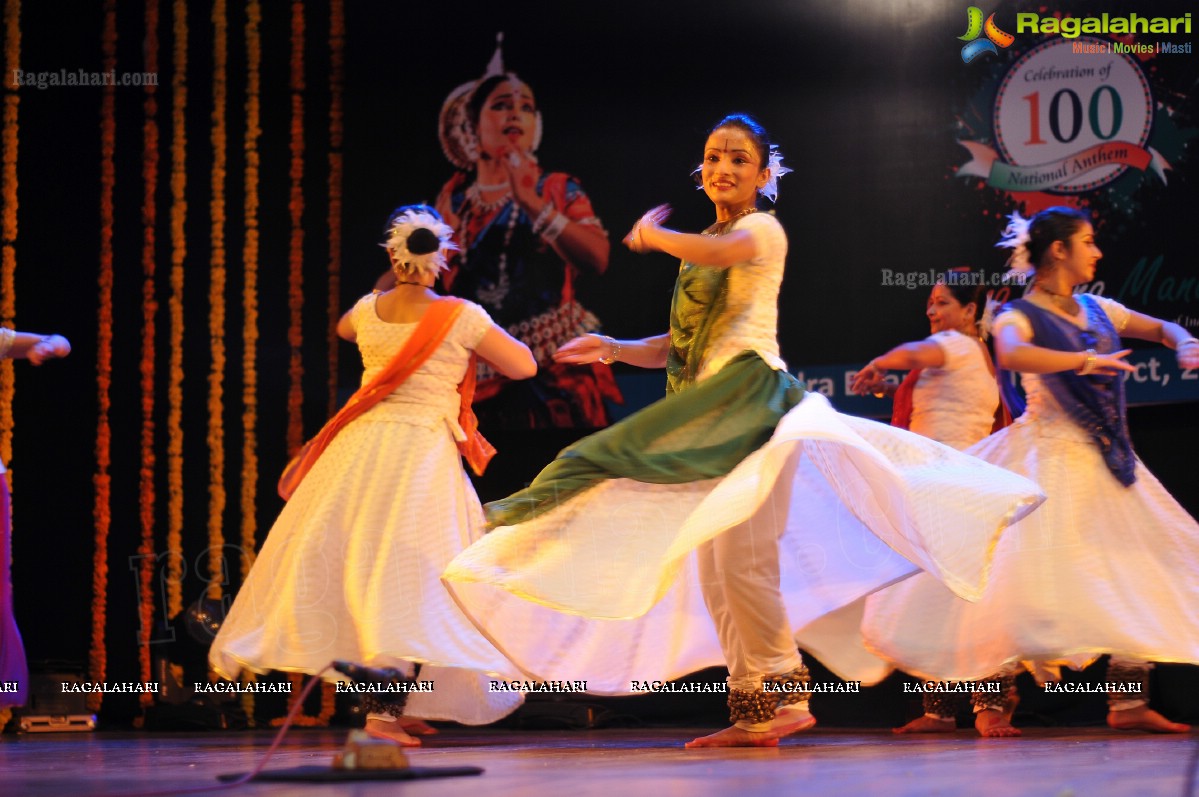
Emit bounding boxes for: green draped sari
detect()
[485,256,803,529]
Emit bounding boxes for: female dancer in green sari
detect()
[444,114,1044,747]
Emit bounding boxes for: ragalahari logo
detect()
[959,7,1014,63]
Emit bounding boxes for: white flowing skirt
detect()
[209,405,523,724]
[862,413,1199,682]
[443,394,1044,694]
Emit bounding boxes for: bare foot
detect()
[685,710,815,748]
[975,708,1021,737]
[893,715,955,734]
[771,707,817,739]
[364,717,421,747]
[685,725,780,748]
[399,718,438,736]
[1107,706,1191,733]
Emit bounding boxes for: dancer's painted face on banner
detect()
[700,128,768,211]
[477,79,537,159]
[1056,223,1102,285]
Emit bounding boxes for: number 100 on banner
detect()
[959,37,1166,193]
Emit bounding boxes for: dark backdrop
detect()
[4,0,1196,725]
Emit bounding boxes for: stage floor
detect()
[2,726,1196,797]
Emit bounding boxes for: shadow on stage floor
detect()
[2,726,1197,797]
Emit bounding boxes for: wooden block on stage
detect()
[333,730,410,770]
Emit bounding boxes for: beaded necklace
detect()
[461,181,520,309]
[466,181,513,214]
[703,206,756,237]
[1032,283,1081,317]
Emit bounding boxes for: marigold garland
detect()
[0,0,19,483]
[240,0,261,585]
[207,0,227,601]
[326,0,344,418]
[272,673,336,728]
[239,0,262,723]
[166,0,188,621]
[286,0,305,456]
[1,0,14,738]
[137,0,161,711]
[90,0,117,714]
[278,5,333,727]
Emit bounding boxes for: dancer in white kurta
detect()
[443,115,1045,747]
[853,277,1027,735]
[852,275,1000,448]
[210,206,536,746]
[862,207,1199,734]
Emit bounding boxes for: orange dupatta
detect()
[889,369,921,430]
[278,297,495,499]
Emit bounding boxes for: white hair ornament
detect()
[382,210,458,277]
[996,211,1033,280]
[759,146,792,203]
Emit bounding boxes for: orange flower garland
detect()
[272,673,336,728]
[90,0,117,714]
[166,0,188,621]
[207,0,227,600]
[275,2,334,726]
[285,0,305,456]
[136,0,161,711]
[326,0,344,417]
[0,0,18,473]
[0,0,14,736]
[240,0,261,584]
[239,0,262,724]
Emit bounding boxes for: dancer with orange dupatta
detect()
[211,206,535,747]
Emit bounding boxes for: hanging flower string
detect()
[0,0,12,734]
[166,0,188,621]
[285,0,305,456]
[239,0,262,724]
[240,0,261,585]
[326,0,344,418]
[90,0,117,715]
[0,0,18,472]
[207,0,228,602]
[136,0,160,712]
[272,672,336,728]
[276,1,334,726]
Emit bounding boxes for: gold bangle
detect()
[1076,348,1098,376]
[865,361,886,397]
[598,334,621,365]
